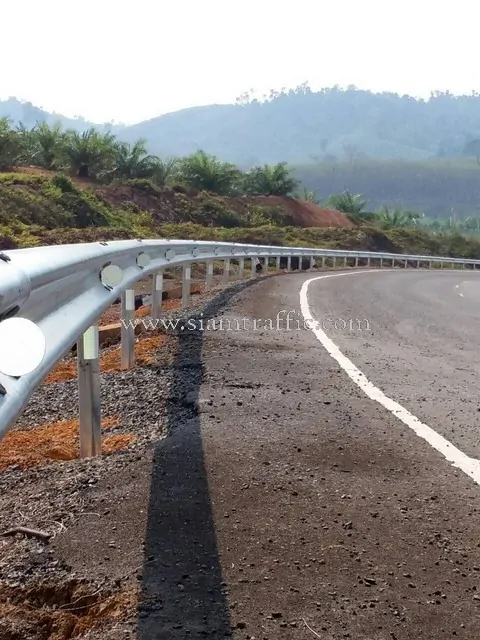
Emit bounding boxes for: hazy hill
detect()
[5,86,480,165]
[0,97,123,134]
[120,86,480,165]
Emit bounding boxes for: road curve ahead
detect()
[31,269,480,639]
[166,269,480,640]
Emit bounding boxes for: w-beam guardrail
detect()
[0,239,479,458]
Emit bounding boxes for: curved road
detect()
[39,268,480,639]
[308,269,480,460]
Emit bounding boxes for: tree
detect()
[0,118,20,168]
[151,157,179,186]
[26,121,64,170]
[328,191,365,214]
[376,205,421,229]
[327,191,377,223]
[177,150,241,194]
[61,128,116,178]
[242,162,299,196]
[112,139,160,180]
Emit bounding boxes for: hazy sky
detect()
[3,0,478,124]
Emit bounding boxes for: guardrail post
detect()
[440,261,444,269]
[429,261,432,269]
[151,272,163,322]
[367,257,371,267]
[264,257,269,274]
[344,257,348,267]
[380,258,383,268]
[287,256,291,271]
[222,258,230,284]
[276,256,280,271]
[182,264,191,306]
[121,289,135,370]
[416,260,420,269]
[404,260,407,268]
[355,257,359,267]
[238,258,245,279]
[251,256,258,277]
[309,256,314,270]
[392,258,395,268]
[332,257,337,267]
[321,256,325,268]
[205,260,214,290]
[77,324,101,458]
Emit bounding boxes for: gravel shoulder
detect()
[2,270,480,639]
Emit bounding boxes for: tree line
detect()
[0,118,299,196]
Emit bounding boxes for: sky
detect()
[3,0,479,125]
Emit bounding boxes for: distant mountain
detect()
[119,86,480,165]
[4,86,480,166]
[0,97,123,134]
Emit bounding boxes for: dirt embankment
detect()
[13,167,352,229]
[224,195,354,227]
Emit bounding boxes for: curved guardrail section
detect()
[1,238,479,457]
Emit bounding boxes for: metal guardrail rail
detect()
[0,238,479,457]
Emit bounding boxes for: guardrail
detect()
[1,239,479,458]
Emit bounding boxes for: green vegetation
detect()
[2,98,480,260]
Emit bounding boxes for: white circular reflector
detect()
[0,318,46,377]
[101,264,123,288]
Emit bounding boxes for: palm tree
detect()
[61,128,116,178]
[177,150,240,194]
[22,121,64,170]
[0,117,20,168]
[243,162,299,196]
[151,157,179,186]
[377,206,421,229]
[327,191,376,223]
[328,191,367,215]
[111,139,161,181]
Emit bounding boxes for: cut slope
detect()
[224,195,353,228]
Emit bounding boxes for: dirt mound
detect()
[7,169,353,229]
[225,195,354,228]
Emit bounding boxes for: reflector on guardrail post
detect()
[238,258,245,279]
[77,324,101,458]
[222,258,230,284]
[182,264,191,306]
[205,261,214,290]
[121,289,135,370]
[151,272,163,322]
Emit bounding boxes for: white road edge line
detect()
[299,271,480,486]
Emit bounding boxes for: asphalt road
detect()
[307,269,480,459]
[5,268,480,640]
[168,269,480,640]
